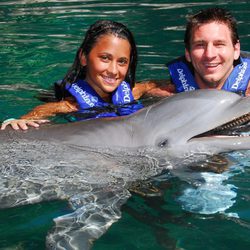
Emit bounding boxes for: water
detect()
[0,0,250,249]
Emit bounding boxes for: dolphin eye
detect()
[158,139,168,148]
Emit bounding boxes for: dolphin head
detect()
[132,89,250,157]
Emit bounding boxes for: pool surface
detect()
[0,1,250,249]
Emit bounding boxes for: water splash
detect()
[178,157,247,215]
[178,172,237,214]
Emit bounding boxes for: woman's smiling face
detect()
[185,21,240,89]
[82,34,131,101]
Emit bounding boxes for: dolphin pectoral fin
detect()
[46,187,131,250]
[188,154,231,174]
[129,180,163,197]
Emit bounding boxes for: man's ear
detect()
[79,49,87,66]
[234,40,241,60]
[185,48,191,62]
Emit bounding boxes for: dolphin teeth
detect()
[194,112,250,138]
[214,113,250,132]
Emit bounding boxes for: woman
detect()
[2,20,144,130]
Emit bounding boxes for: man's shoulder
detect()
[240,51,250,59]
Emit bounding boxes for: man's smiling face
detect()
[185,21,240,89]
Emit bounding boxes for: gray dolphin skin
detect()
[1,89,250,249]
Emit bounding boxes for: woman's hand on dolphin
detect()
[1,119,50,130]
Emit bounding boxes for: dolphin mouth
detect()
[193,112,250,138]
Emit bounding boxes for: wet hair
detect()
[184,7,239,50]
[56,20,137,99]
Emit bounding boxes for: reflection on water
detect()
[0,0,250,249]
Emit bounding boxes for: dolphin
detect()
[1,89,250,249]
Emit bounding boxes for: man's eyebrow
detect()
[192,39,227,43]
[213,39,227,43]
[192,39,205,43]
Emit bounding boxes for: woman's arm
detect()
[133,79,176,99]
[1,100,78,130]
[21,100,77,119]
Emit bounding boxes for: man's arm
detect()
[133,79,176,99]
[245,80,250,96]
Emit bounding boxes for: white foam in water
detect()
[178,172,237,214]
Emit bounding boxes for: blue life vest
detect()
[65,79,143,118]
[167,55,250,96]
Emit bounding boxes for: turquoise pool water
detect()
[0,1,250,249]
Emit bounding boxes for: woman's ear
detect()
[79,49,87,66]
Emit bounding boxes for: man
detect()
[134,7,250,98]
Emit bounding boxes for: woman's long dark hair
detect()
[56,20,137,100]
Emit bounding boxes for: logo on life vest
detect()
[232,62,248,90]
[121,81,131,102]
[72,83,97,107]
[177,68,196,91]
